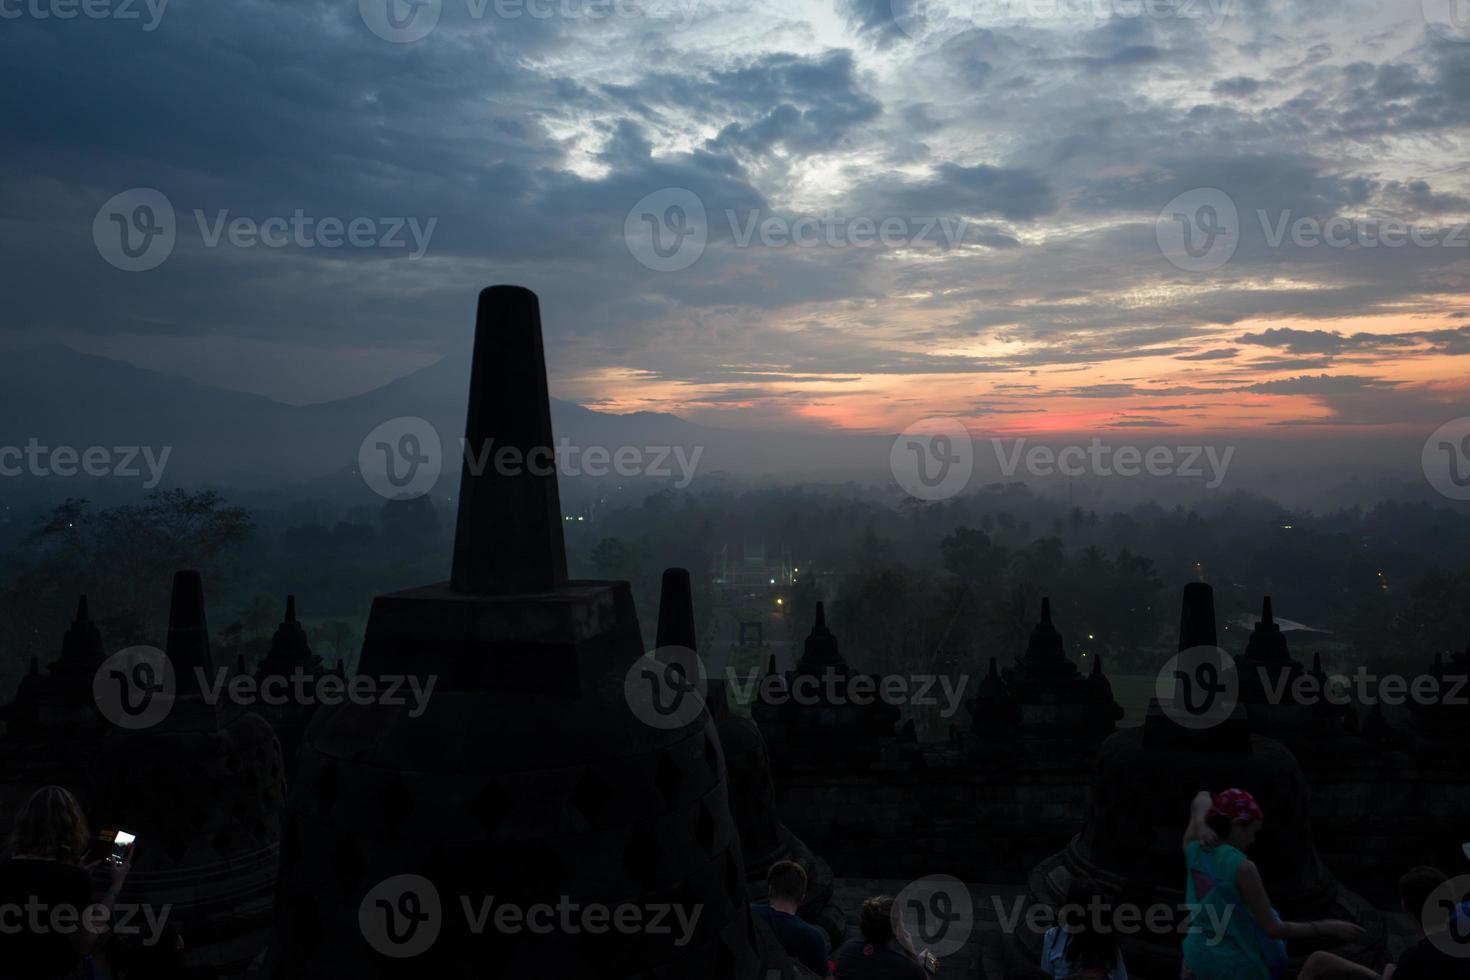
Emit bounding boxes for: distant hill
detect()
[0,346,880,501]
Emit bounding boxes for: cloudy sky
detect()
[3,0,1469,437]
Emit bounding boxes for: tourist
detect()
[0,785,133,980]
[1372,865,1470,978]
[1181,788,1365,980]
[832,895,932,980]
[1039,881,1128,978]
[752,860,832,978]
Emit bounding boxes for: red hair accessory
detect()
[1211,788,1264,823]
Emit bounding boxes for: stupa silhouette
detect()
[269,287,793,977]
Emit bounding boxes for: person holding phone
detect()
[1181,789,1365,980]
[831,896,932,980]
[0,785,132,980]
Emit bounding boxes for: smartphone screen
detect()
[100,829,136,866]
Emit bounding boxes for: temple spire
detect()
[815,601,828,631]
[1261,596,1274,627]
[1178,582,1218,650]
[655,568,697,652]
[1040,596,1052,626]
[285,595,297,625]
[166,570,214,696]
[76,595,89,622]
[450,286,568,595]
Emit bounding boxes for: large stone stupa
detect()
[269,287,795,978]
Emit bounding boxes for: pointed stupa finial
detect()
[1312,651,1324,675]
[1178,582,1218,651]
[655,568,697,653]
[285,595,297,625]
[798,601,848,674]
[1261,596,1274,627]
[59,592,105,669]
[1040,597,1053,626]
[1091,650,1104,677]
[450,286,568,595]
[166,570,214,695]
[988,656,1000,679]
[764,653,779,677]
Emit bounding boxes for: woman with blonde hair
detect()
[0,785,132,979]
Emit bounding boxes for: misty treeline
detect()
[1,483,1467,704]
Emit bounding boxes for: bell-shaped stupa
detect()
[269,287,795,978]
